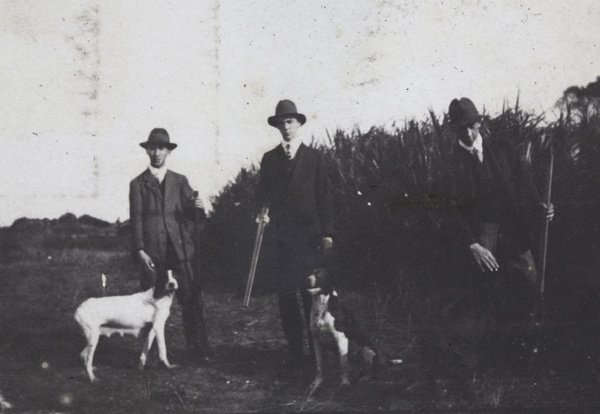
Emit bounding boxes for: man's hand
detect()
[469,243,499,273]
[543,202,554,221]
[190,192,204,210]
[137,249,156,273]
[321,237,333,256]
[193,196,204,210]
[256,212,270,225]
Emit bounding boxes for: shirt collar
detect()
[458,133,483,156]
[282,138,302,159]
[148,165,168,183]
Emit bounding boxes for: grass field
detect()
[2,218,600,413]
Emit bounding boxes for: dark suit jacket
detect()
[129,169,203,267]
[440,134,540,257]
[256,143,334,245]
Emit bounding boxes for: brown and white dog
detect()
[305,268,379,397]
[74,270,178,382]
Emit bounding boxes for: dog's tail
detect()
[74,305,85,326]
[0,391,13,409]
[74,302,93,333]
[359,345,403,373]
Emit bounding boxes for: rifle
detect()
[243,207,269,307]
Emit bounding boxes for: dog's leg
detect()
[139,327,156,370]
[79,327,90,371]
[76,313,92,374]
[154,321,176,369]
[335,333,350,386]
[80,345,89,362]
[84,328,100,383]
[307,330,324,399]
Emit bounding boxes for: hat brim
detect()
[268,113,306,127]
[140,142,177,150]
[458,113,482,128]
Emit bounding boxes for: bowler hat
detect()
[268,100,306,127]
[139,128,177,150]
[448,98,481,128]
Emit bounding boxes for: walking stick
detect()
[243,207,268,307]
[193,191,203,283]
[537,146,554,307]
[528,144,554,368]
[530,144,554,338]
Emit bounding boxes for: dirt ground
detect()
[2,223,600,413]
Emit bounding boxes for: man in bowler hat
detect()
[256,100,334,370]
[130,128,211,363]
[439,98,553,362]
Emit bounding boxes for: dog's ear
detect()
[321,275,335,296]
[316,268,336,296]
[153,287,171,299]
[306,274,317,289]
[329,290,340,312]
[151,269,167,296]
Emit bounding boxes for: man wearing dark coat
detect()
[129,128,210,363]
[256,100,334,370]
[438,98,553,364]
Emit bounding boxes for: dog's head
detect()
[153,269,178,299]
[305,268,334,296]
[305,268,340,312]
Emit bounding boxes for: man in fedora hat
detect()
[256,100,334,371]
[130,127,211,363]
[437,98,553,366]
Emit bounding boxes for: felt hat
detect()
[448,98,481,128]
[139,128,177,150]
[268,100,306,127]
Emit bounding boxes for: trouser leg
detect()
[278,289,305,362]
[275,234,319,365]
[174,262,211,359]
[301,288,315,361]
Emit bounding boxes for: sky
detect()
[0,0,598,226]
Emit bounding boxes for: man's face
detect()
[458,121,481,146]
[275,117,301,142]
[146,145,171,168]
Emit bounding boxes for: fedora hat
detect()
[268,100,306,127]
[139,128,177,150]
[448,98,481,128]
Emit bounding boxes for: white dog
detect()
[74,270,178,382]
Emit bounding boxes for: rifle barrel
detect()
[243,207,268,307]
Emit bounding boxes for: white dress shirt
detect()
[148,165,168,183]
[458,133,484,162]
[282,138,302,159]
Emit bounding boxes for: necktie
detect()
[472,148,482,162]
[285,144,292,160]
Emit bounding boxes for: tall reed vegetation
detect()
[204,99,600,315]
